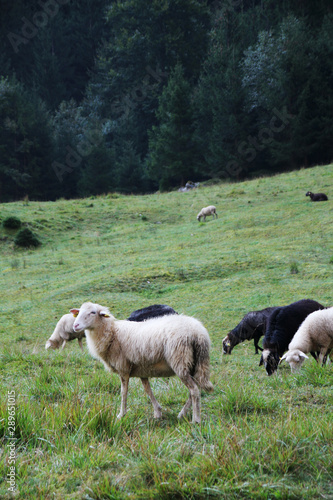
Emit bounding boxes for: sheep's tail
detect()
[193,339,214,392]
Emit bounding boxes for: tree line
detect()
[0,0,332,201]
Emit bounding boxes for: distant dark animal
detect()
[222,307,279,355]
[305,191,328,201]
[127,304,177,322]
[259,299,325,375]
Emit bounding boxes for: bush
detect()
[3,216,22,229]
[14,228,41,248]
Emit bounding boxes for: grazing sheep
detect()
[127,304,177,322]
[46,304,177,351]
[280,307,333,372]
[197,205,218,222]
[305,191,328,201]
[71,302,213,423]
[45,313,85,351]
[259,299,325,376]
[222,307,279,355]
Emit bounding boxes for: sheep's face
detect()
[222,336,232,354]
[45,339,60,350]
[280,350,308,373]
[260,349,279,375]
[71,302,111,332]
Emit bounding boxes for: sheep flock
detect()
[46,295,332,423]
[44,190,331,423]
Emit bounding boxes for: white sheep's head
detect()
[45,338,60,350]
[279,349,309,373]
[71,302,112,332]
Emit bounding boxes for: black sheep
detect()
[305,191,328,201]
[222,307,279,355]
[259,299,325,375]
[127,304,177,322]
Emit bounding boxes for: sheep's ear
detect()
[70,309,80,317]
[279,353,287,365]
[259,355,263,366]
[299,352,309,360]
[99,310,111,318]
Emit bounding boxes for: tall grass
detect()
[0,165,333,498]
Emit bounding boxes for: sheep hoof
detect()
[117,412,125,419]
[154,411,162,419]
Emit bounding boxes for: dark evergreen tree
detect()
[115,141,145,193]
[77,145,116,196]
[0,77,55,201]
[147,63,199,190]
[1,0,110,109]
[86,0,210,173]
[241,14,333,171]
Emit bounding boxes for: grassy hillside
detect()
[1,165,333,499]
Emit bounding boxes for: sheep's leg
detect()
[61,340,67,350]
[117,375,129,419]
[178,395,192,420]
[140,378,162,419]
[254,338,259,354]
[318,349,328,366]
[178,374,201,424]
[78,338,84,351]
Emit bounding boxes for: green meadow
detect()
[0,164,333,499]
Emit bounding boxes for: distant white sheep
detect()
[45,313,85,351]
[197,205,218,222]
[280,307,333,372]
[71,302,213,423]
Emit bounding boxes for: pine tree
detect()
[0,77,55,201]
[147,63,198,190]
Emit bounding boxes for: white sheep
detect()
[197,205,218,222]
[280,307,333,372]
[71,302,213,423]
[45,313,85,350]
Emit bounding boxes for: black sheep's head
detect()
[259,349,279,375]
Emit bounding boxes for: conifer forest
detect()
[1,0,332,201]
